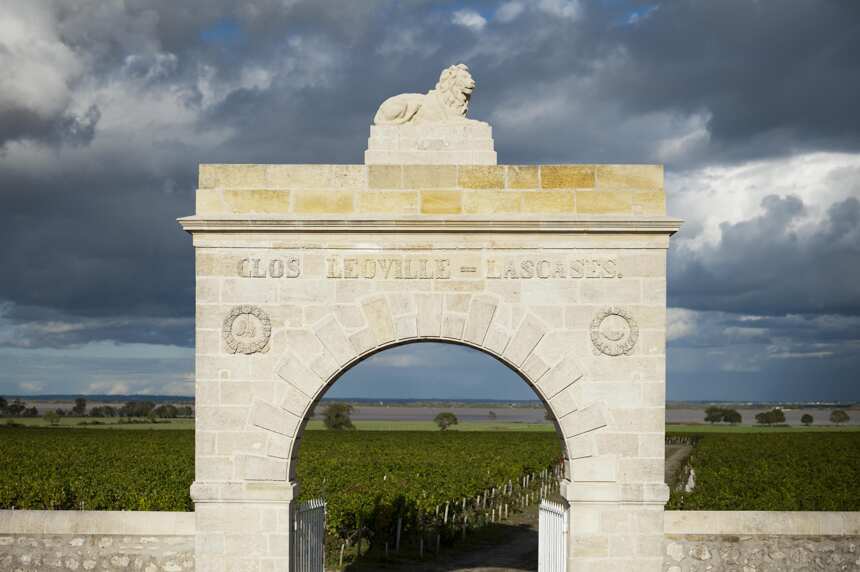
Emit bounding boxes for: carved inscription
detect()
[326,257,451,279]
[590,307,638,356]
[237,257,301,278]
[321,255,621,280]
[486,257,621,279]
[223,305,272,355]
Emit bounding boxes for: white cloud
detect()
[0,2,84,128]
[538,0,582,20]
[496,2,525,22]
[667,308,696,341]
[668,152,860,252]
[366,352,427,368]
[452,9,487,32]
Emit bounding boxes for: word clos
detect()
[237,257,301,278]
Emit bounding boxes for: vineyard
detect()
[2,427,859,566]
[667,432,860,510]
[296,430,563,562]
[0,427,194,511]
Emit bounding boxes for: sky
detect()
[0,0,858,402]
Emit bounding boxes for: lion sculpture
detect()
[373,63,477,125]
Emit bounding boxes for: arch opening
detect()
[289,338,574,466]
[289,340,571,569]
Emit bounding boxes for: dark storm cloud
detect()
[671,195,860,316]
[598,1,860,159]
[0,0,859,400]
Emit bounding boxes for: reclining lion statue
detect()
[373,63,477,125]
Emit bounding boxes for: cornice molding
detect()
[178,215,683,235]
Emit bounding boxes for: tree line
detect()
[704,406,851,426]
[1,396,193,424]
[317,402,460,431]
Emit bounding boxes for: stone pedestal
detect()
[181,162,680,571]
[364,121,496,164]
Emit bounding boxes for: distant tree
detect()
[0,396,7,415]
[801,414,814,426]
[6,399,27,417]
[72,397,87,416]
[44,410,61,426]
[89,406,118,418]
[544,408,554,421]
[323,403,355,430]
[704,406,725,424]
[55,408,67,417]
[434,412,459,431]
[768,408,786,424]
[488,410,497,420]
[23,407,38,417]
[755,408,785,426]
[120,401,155,418]
[176,405,193,417]
[724,410,742,425]
[830,410,850,425]
[153,404,178,418]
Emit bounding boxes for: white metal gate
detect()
[538,499,568,572]
[293,499,326,572]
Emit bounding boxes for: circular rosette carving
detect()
[223,305,272,355]
[590,307,638,356]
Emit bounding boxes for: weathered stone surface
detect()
[662,534,860,571]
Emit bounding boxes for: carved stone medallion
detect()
[223,305,271,355]
[590,307,638,356]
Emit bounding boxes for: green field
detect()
[667,432,860,510]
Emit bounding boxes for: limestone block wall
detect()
[0,510,194,572]
[664,512,860,571]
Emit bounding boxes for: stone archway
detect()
[182,160,680,572]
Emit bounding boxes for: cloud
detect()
[495,2,524,23]
[0,0,858,400]
[451,9,487,32]
[0,1,98,148]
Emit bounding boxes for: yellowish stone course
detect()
[463,190,521,213]
[576,190,634,214]
[357,191,418,213]
[404,165,458,189]
[541,165,595,189]
[420,190,462,214]
[522,190,576,213]
[293,190,353,214]
[458,166,505,189]
[224,190,289,214]
[596,164,663,191]
[506,165,539,189]
[194,164,665,216]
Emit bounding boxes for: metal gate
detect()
[538,499,568,572]
[293,498,326,572]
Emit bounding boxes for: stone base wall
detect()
[664,535,860,572]
[2,510,859,571]
[0,534,194,572]
[664,511,860,572]
[0,511,194,572]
